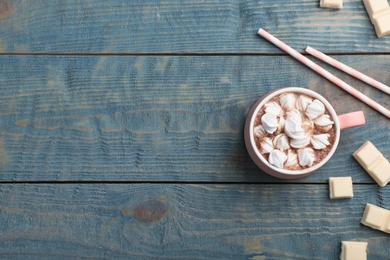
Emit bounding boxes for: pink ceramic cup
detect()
[244,87,365,179]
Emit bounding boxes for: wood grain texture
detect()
[0,55,388,182]
[1,0,390,54]
[0,184,389,259]
[1,0,389,258]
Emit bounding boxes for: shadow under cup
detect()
[244,87,365,179]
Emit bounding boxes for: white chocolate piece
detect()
[362,0,390,37]
[363,0,390,24]
[361,203,390,234]
[320,0,343,9]
[329,177,353,199]
[373,11,390,38]
[353,141,390,187]
[340,241,367,260]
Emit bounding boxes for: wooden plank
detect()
[0,183,389,259]
[0,55,388,182]
[1,0,390,54]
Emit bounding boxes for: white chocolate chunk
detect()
[362,0,390,37]
[340,241,367,260]
[373,11,390,38]
[353,141,390,187]
[361,203,390,234]
[329,177,353,199]
[363,0,390,24]
[320,0,343,9]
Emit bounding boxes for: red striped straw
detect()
[305,46,390,96]
[258,28,390,119]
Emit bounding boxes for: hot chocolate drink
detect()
[253,92,336,170]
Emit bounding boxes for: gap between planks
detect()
[0,52,390,56]
[0,181,380,185]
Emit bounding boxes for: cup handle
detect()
[338,111,365,130]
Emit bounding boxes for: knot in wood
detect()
[0,0,9,18]
[133,200,167,223]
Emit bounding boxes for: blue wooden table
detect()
[0,0,389,259]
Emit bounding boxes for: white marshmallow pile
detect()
[254,93,335,170]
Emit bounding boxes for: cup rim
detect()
[247,87,341,176]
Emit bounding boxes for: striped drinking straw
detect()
[258,28,390,119]
[305,46,390,96]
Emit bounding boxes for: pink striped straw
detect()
[305,46,390,96]
[258,28,390,119]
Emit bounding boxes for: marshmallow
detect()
[254,125,267,137]
[279,93,296,111]
[276,116,286,134]
[301,120,314,133]
[298,148,315,167]
[296,95,312,111]
[268,149,288,169]
[311,134,330,150]
[305,99,325,120]
[273,133,290,151]
[284,116,305,140]
[286,108,302,123]
[265,102,283,117]
[260,137,274,154]
[285,149,299,169]
[290,134,311,149]
[314,114,334,132]
[261,113,279,134]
